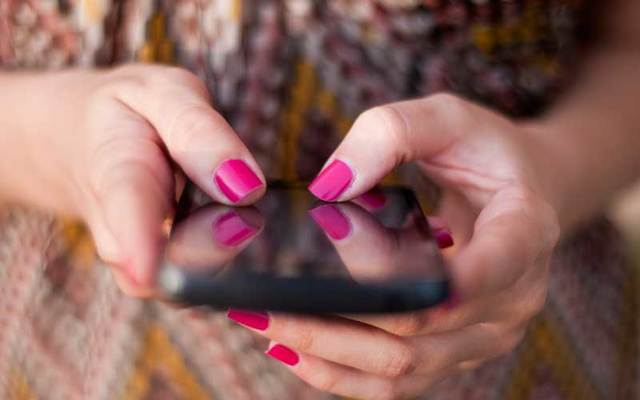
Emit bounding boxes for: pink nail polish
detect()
[355,189,386,211]
[212,211,259,246]
[434,230,454,249]
[266,344,299,366]
[214,159,263,203]
[308,159,353,202]
[309,204,351,240]
[227,309,269,330]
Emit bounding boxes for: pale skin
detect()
[1,1,640,399]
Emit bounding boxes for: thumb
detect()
[308,94,474,201]
[84,130,173,294]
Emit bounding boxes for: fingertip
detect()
[308,159,354,202]
[265,342,300,367]
[213,159,266,205]
[434,230,454,249]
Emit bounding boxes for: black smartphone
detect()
[158,181,449,314]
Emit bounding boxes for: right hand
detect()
[3,65,265,296]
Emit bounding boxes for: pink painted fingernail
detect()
[434,230,454,249]
[309,204,351,240]
[266,344,300,366]
[212,210,259,246]
[227,309,269,330]
[214,159,263,203]
[355,189,386,211]
[308,159,353,202]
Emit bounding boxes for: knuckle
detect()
[162,67,208,96]
[380,342,416,378]
[363,105,406,137]
[150,66,199,86]
[307,368,340,394]
[389,312,428,336]
[110,64,207,95]
[104,66,148,91]
[427,92,468,116]
[291,326,316,354]
[358,105,410,162]
[165,103,215,152]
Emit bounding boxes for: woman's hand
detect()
[227,94,561,399]
[0,65,265,295]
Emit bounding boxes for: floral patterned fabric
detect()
[0,1,638,399]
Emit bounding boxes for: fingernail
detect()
[214,159,263,203]
[212,210,259,246]
[355,189,386,211]
[434,230,454,249]
[266,344,300,366]
[309,204,351,240]
[227,309,269,330]
[308,159,353,202]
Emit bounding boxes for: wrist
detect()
[521,116,640,234]
[521,121,586,233]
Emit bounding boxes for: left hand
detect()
[227,94,561,399]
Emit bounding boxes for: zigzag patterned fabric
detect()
[0,1,638,399]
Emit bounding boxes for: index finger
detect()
[111,65,266,205]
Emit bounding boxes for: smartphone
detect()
[158,181,449,314]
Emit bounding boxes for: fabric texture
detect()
[0,1,638,399]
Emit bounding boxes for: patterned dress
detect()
[0,1,638,399]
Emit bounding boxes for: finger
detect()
[167,205,263,270]
[84,115,173,293]
[308,94,474,201]
[227,311,419,378]
[449,186,559,300]
[264,341,443,400]
[407,187,556,332]
[112,66,265,205]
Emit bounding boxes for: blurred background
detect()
[613,184,640,262]
[1,1,639,399]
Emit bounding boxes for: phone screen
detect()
[159,181,448,313]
